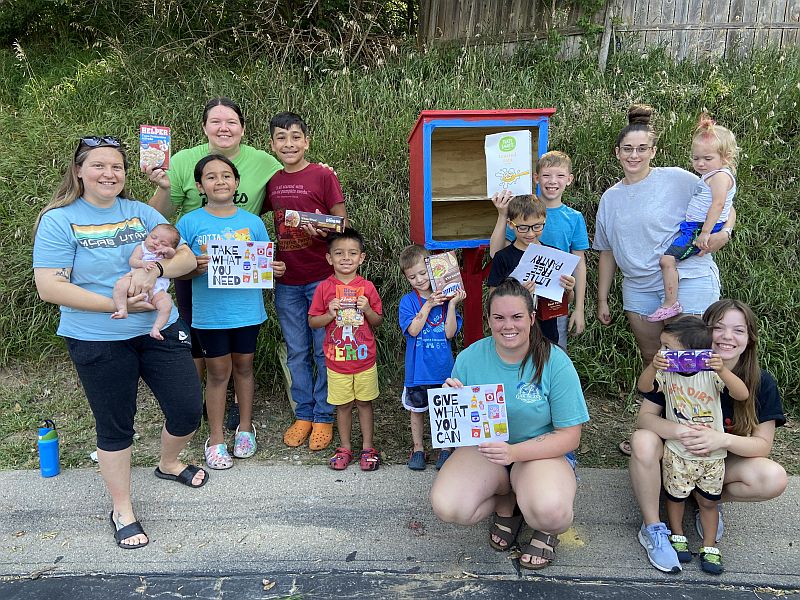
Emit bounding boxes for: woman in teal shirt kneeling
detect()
[430,278,589,570]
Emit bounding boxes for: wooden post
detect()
[598,0,615,71]
[461,247,486,347]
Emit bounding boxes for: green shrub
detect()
[2,39,797,413]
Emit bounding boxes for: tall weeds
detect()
[2,39,797,412]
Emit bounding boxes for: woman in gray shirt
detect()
[593,104,734,366]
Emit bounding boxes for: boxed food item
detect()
[425,251,464,298]
[139,125,171,170]
[536,294,568,321]
[336,284,364,327]
[284,210,344,233]
[485,130,533,197]
[660,349,714,372]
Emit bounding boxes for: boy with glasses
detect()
[487,195,575,345]
[490,151,589,350]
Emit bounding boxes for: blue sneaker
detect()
[638,522,682,573]
[407,450,426,471]
[435,449,452,470]
[695,505,724,543]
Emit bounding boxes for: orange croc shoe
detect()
[309,422,334,451]
[283,419,313,447]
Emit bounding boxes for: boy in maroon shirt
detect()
[262,112,348,451]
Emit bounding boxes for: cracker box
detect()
[139,125,171,170]
[485,130,533,197]
[284,210,344,233]
[425,251,464,298]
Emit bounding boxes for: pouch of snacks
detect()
[660,349,714,372]
[139,125,171,170]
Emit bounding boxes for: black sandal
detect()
[109,512,149,550]
[519,530,559,570]
[489,512,525,551]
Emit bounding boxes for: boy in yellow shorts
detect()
[309,228,383,471]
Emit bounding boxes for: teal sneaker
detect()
[638,522,681,573]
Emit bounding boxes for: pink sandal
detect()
[359,447,380,471]
[329,447,353,470]
[646,302,683,322]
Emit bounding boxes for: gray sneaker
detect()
[695,504,724,543]
[638,522,682,573]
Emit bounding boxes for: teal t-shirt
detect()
[176,207,269,329]
[168,143,281,216]
[451,337,589,444]
[32,197,180,340]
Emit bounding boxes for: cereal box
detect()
[485,130,533,197]
[284,210,344,233]
[424,251,464,298]
[139,125,171,170]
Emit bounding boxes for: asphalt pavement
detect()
[1,464,797,598]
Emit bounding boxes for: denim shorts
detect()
[401,384,441,413]
[505,450,578,474]
[623,272,720,316]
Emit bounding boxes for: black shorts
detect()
[401,384,442,413]
[194,324,261,358]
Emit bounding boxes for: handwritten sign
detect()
[207,240,274,289]
[427,384,509,448]
[509,244,579,301]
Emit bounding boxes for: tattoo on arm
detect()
[533,431,555,443]
[53,268,71,280]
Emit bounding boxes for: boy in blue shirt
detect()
[490,151,589,350]
[398,245,465,470]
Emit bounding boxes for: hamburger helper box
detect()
[284,210,344,233]
[139,125,171,170]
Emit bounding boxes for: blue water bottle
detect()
[38,419,60,478]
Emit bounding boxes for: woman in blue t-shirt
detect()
[430,278,589,570]
[32,137,206,550]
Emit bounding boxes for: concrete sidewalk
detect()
[1,465,797,588]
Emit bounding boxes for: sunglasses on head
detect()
[79,135,121,147]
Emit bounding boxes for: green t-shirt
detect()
[167,143,282,217]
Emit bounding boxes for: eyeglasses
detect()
[619,144,653,156]
[509,220,545,234]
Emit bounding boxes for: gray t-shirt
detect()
[593,166,719,291]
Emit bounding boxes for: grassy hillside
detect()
[1,39,798,412]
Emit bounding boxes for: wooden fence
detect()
[418,0,800,60]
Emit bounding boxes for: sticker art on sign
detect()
[207,240,274,289]
[427,384,509,448]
